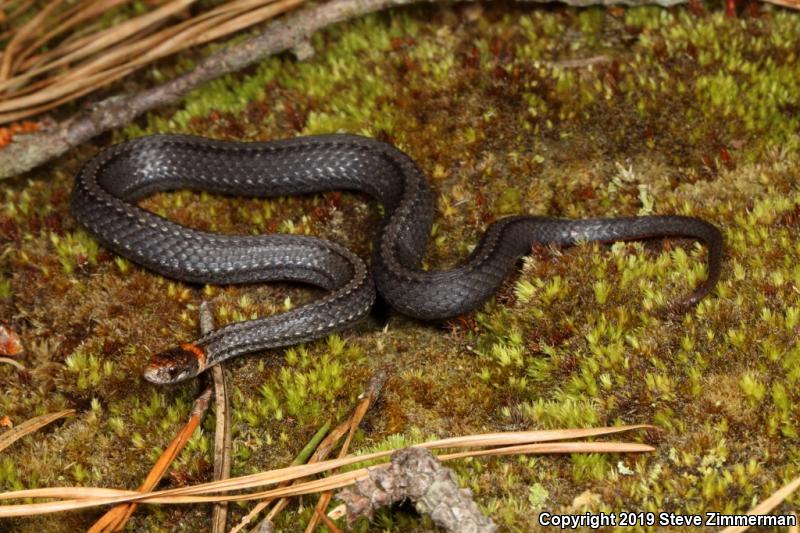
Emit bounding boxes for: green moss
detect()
[250,336,362,424]
[65,350,115,390]
[4,2,800,531]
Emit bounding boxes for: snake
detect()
[71,133,723,384]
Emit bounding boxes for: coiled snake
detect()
[71,134,723,384]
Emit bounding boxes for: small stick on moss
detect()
[199,301,233,533]
[319,512,343,533]
[306,371,387,533]
[760,0,800,8]
[555,55,611,69]
[87,386,214,533]
[210,367,230,533]
[339,447,497,532]
[0,409,74,454]
[229,421,332,533]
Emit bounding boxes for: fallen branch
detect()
[339,447,497,532]
[0,0,687,180]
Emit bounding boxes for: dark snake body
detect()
[71,134,723,383]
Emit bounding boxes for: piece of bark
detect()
[338,447,497,533]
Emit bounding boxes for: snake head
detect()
[143,343,205,384]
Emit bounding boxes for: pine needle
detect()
[306,372,385,533]
[0,0,306,123]
[0,409,74,454]
[86,386,214,533]
[0,425,655,517]
[228,420,336,533]
[718,475,800,533]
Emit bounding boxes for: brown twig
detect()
[210,365,231,533]
[0,0,688,180]
[200,301,232,533]
[319,511,344,533]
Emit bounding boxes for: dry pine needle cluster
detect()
[0,0,307,124]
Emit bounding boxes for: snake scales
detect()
[71,133,723,384]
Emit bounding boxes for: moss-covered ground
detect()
[2,2,800,531]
